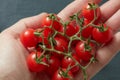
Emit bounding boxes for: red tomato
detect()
[52,69,73,80]
[42,14,62,31]
[46,56,61,76]
[56,34,69,42]
[51,37,68,59]
[72,53,89,67]
[38,27,53,45]
[38,36,48,45]
[65,21,79,37]
[71,40,80,48]
[75,41,96,62]
[43,27,53,38]
[27,51,47,72]
[36,46,42,52]
[62,56,80,73]
[20,29,38,48]
[81,3,101,21]
[81,19,94,38]
[58,24,64,33]
[51,52,64,59]
[54,37,68,52]
[92,24,113,44]
[79,59,90,67]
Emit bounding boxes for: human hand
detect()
[0,0,120,80]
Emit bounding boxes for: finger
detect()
[100,0,120,22]
[74,0,101,3]
[1,13,48,37]
[86,32,120,79]
[105,9,120,32]
[58,0,101,21]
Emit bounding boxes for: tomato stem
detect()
[82,68,87,80]
[34,4,100,79]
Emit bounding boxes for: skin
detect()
[0,0,120,80]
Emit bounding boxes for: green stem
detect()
[84,57,95,69]
[82,67,87,80]
[68,38,73,53]
[49,37,54,49]
[39,44,68,56]
[82,8,97,30]
[36,11,99,80]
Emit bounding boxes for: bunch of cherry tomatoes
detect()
[20,2,113,80]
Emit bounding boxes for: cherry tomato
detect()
[75,41,96,62]
[43,27,53,38]
[54,37,68,52]
[51,52,64,60]
[72,53,89,67]
[38,27,53,45]
[20,29,38,48]
[56,34,69,42]
[65,21,79,37]
[92,24,113,44]
[27,51,47,72]
[36,46,42,52]
[42,14,62,31]
[81,19,94,38]
[46,55,61,76]
[81,3,101,21]
[52,69,73,80]
[79,59,90,67]
[57,23,64,33]
[62,56,80,73]
[71,40,80,48]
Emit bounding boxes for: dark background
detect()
[0,0,120,80]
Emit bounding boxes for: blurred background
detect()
[0,0,120,80]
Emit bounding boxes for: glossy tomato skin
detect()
[81,19,94,38]
[62,56,80,73]
[52,69,73,80]
[51,52,64,60]
[75,41,96,62]
[52,37,68,59]
[27,52,47,72]
[71,40,80,49]
[20,29,38,48]
[92,24,113,44]
[38,27,53,45]
[56,34,69,42]
[65,21,79,37]
[54,37,68,52]
[46,56,61,76]
[82,3,101,21]
[58,20,79,37]
[43,27,53,38]
[42,14,62,31]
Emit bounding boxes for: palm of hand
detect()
[0,31,52,80]
[0,34,35,80]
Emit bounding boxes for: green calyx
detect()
[48,13,56,20]
[84,43,92,51]
[58,68,73,80]
[34,30,43,36]
[35,52,49,66]
[84,39,92,51]
[98,24,108,32]
[88,3,99,10]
